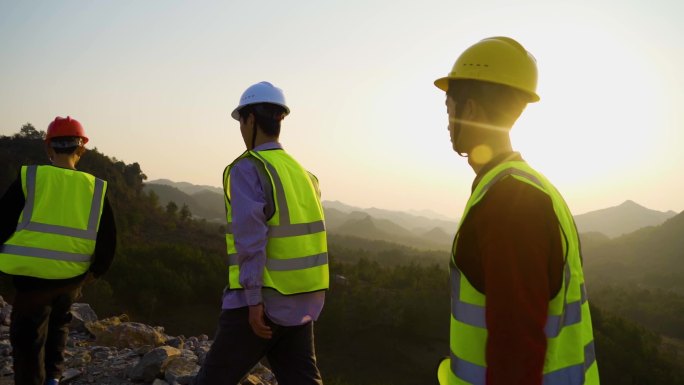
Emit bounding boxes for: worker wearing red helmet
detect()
[0,116,116,385]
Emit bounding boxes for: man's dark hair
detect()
[447,79,529,129]
[49,136,82,154]
[239,103,287,137]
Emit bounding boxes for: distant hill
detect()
[147,178,223,195]
[584,210,684,293]
[582,210,684,354]
[334,213,453,250]
[143,183,225,222]
[324,200,458,234]
[575,200,677,238]
[139,188,458,250]
[192,189,225,217]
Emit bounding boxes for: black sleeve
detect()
[0,175,24,245]
[89,194,117,277]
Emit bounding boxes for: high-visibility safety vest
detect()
[223,149,329,295]
[439,161,599,385]
[0,165,107,279]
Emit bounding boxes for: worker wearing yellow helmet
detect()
[434,37,599,385]
[0,117,116,385]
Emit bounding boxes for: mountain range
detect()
[574,199,677,238]
[0,130,684,385]
[583,208,684,293]
[145,179,679,250]
[2,132,683,383]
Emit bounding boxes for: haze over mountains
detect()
[145,177,684,364]
[145,178,680,250]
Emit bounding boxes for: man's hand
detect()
[83,272,96,286]
[75,272,97,299]
[248,304,272,339]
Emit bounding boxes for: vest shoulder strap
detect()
[225,151,276,220]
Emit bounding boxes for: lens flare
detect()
[470,145,493,165]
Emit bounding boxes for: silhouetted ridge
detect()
[574,200,676,237]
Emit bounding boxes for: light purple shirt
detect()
[221,142,325,326]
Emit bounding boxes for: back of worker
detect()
[0,116,116,385]
[193,82,327,385]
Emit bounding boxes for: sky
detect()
[1,0,683,220]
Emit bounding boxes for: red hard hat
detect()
[46,116,89,144]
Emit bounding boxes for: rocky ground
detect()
[0,298,276,385]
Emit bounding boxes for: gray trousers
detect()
[194,307,323,385]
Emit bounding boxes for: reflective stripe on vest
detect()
[451,267,589,338]
[227,252,328,271]
[0,245,92,262]
[0,165,106,279]
[446,161,599,385]
[16,165,104,241]
[224,149,329,294]
[449,341,597,385]
[226,219,326,238]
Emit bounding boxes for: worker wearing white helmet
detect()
[194,81,328,385]
[434,37,599,385]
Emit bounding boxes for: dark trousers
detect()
[194,307,323,385]
[10,283,79,385]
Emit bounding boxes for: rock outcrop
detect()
[0,297,276,385]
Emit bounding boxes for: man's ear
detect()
[462,98,478,120]
[44,142,54,162]
[75,145,86,157]
[247,113,256,128]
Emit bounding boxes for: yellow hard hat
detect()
[434,36,540,102]
[437,358,450,385]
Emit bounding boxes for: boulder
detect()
[69,303,98,332]
[61,367,84,383]
[251,363,276,383]
[241,374,268,385]
[166,336,184,349]
[164,356,200,384]
[85,314,128,336]
[0,303,12,326]
[127,346,180,382]
[195,345,210,365]
[92,321,167,349]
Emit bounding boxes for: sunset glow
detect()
[1,0,682,218]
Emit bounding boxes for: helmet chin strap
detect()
[450,116,469,158]
[251,118,257,150]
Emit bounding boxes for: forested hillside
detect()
[584,211,684,293]
[583,214,684,362]
[143,182,225,223]
[1,126,683,384]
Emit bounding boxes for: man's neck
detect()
[468,143,513,174]
[51,156,78,170]
[250,136,280,150]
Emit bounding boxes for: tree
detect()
[180,204,192,222]
[166,201,178,217]
[16,123,45,139]
[123,162,146,194]
[148,190,160,209]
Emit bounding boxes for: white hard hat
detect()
[231,81,290,120]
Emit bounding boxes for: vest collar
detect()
[253,141,282,151]
[471,151,523,192]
